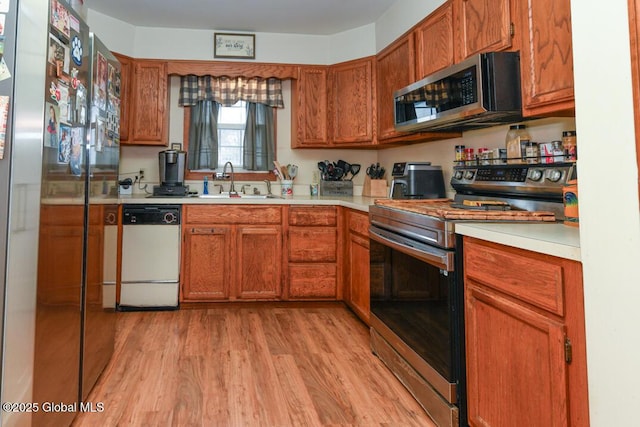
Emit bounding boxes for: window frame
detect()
[182,104,278,181]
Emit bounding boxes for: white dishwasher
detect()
[120,204,181,310]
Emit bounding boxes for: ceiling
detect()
[84,0,398,35]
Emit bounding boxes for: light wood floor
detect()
[72,303,436,427]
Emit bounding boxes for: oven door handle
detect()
[369,225,454,271]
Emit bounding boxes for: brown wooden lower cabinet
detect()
[236,225,282,299]
[181,205,282,301]
[344,209,370,323]
[181,204,344,302]
[286,206,339,300]
[463,236,589,427]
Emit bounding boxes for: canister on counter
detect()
[563,179,579,226]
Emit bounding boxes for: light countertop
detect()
[455,222,581,261]
[46,194,581,261]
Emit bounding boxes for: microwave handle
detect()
[369,225,454,271]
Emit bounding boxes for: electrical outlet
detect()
[139,169,145,180]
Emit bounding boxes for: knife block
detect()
[362,176,387,197]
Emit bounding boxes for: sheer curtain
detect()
[179,75,283,171]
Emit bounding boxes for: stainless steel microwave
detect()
[394,51,522,132]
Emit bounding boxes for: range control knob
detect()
[546,169,563,182]
[454,170,464,180]
[528,169,544,182]
[463,170,475,180]
[163,212,176,224]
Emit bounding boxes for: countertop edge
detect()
[455,222,581,262]
[110,194,379,212]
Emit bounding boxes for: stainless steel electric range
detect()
[368,162,576,427]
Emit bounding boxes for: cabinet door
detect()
[465,283,569,427]
[112,53,132,142]
[347,233,370,323]
[236,225,282,299]
[129,60,168,145]
[329,57,375,145]
[291,66,329,147]
[415,1,455,79]
[519,0,574,117]
[376,34,416,141]
[454,0,513,61]
[181,226,231,301]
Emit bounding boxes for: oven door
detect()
[369,224,463,406]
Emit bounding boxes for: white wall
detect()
[88,10,376,64]
[571,2,640,425]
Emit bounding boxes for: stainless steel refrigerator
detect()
[0,1,120,426]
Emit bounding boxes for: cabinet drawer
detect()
[289,206,337,226]
[184,205,282,224]
[288,264,337,299]
[288,227,337,262]
[464,238,565,316]
[349,210,369,236]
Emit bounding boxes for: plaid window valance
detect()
[179,75,284,108]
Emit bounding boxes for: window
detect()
[217,100,247,168]
[179,75,283,180]
[182,101,277,180]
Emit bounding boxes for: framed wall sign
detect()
[214,33,255,59]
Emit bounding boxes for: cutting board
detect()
[375,199,556,222]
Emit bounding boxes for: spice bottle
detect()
[524,141,539,164]
[506,124,531,164]
[455,145,466,165]
[562,131,577,161]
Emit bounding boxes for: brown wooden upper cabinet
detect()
[453,0,515,62]
[112,53,132,142]
[519,0,575,117]
[329,57,376,146]
[291,66,330,147]
[292,58,375,148]
[415,1,455,79]
[375,34,416,143]
[126,60,168,146]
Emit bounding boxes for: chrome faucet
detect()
[263,179,272,195]
[222,161,236,194]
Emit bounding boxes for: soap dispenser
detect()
[203,176,209,195]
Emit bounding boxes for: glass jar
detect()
[506,124,531,164]
[562,130,577,161]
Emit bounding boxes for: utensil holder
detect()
[362,177,387,197]
[319,180,353,196]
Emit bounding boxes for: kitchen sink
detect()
[198,193,283,199]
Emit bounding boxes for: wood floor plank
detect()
[73,303,436,427]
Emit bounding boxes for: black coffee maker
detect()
[152,149,189,197]
[389,162,446,199]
